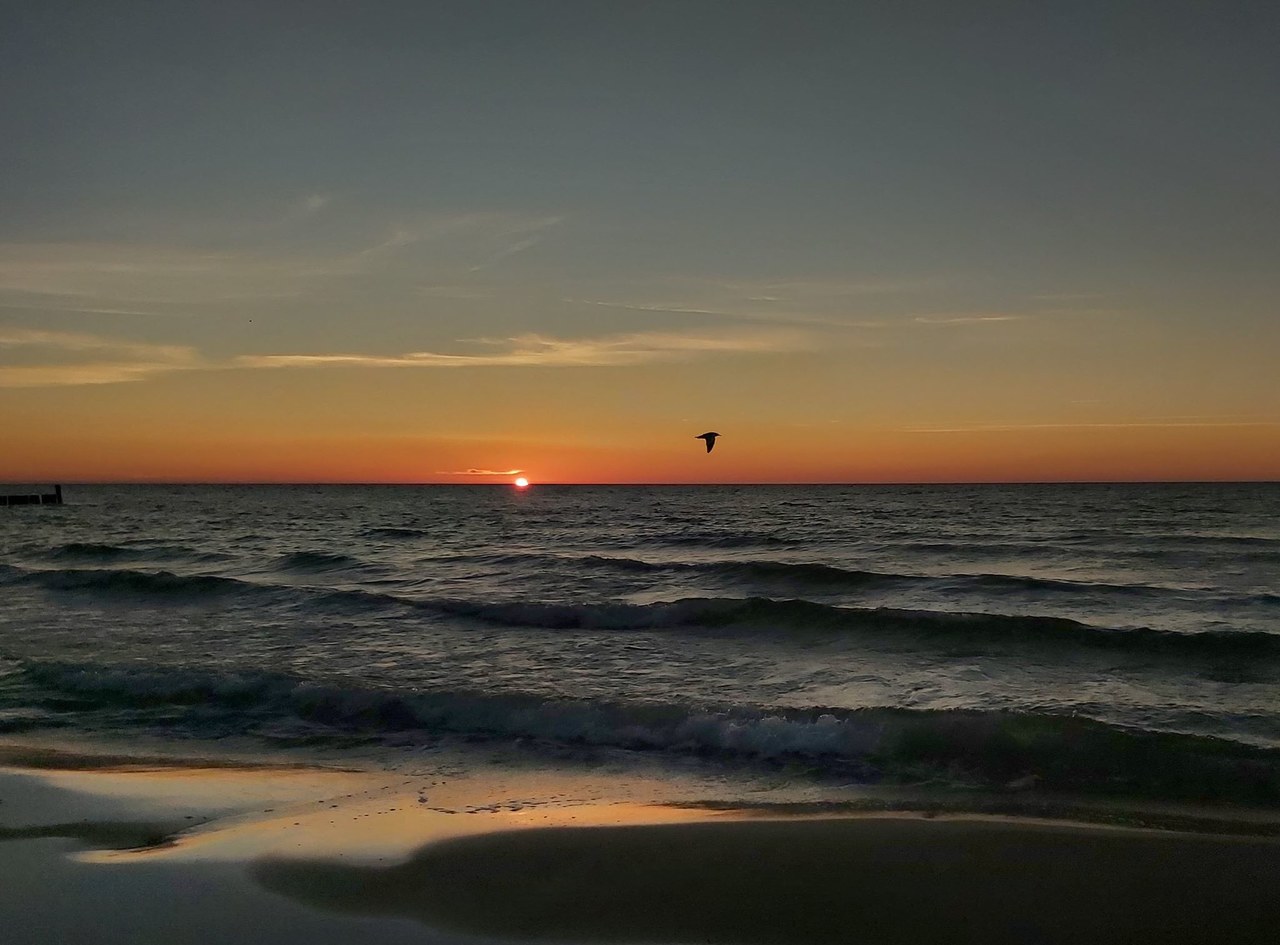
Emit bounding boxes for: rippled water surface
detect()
[2,484,1278,803]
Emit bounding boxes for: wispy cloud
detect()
[350,226,421,260]
[298,193,332,215]
[566,297,879,329]
[237,327,809,370]
[466,216,562,272]
[567,279,1123,337]
[351,213,562,267]
[563,275,930,330]
[0,243,324,307]
[416,284,496,300]
[0,319,809,388]
[0,213,566,313]
[713,277,931,298]
[0,327,199,387]
[566,298,738,317]
[0,298,172,317]
[434,468,524,476]
[912,314,1025,325]
[272,193,334,226]
[903,418,1280,433]
[1028,292,1104,302]
[466,234,541,272]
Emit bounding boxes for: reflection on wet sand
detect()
[257,817,1280,945]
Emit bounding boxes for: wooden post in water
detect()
[0,484,64,506]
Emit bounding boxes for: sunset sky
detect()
[2,1,1277,483]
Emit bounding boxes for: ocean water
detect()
[2,483,1278,807]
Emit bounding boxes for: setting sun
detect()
[514,477,530,488]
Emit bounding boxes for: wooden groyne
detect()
[0,484,63,506]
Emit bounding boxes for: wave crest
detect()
[2,565,270,601]
[14,659,1280,803]
[437,596,1280,658]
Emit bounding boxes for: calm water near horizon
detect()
[2,483,1279,809]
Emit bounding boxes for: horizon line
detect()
[10,479,1279,487]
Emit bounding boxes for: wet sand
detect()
[256,815,1280,945]
[0,755,443,945]
[0,743,719,944]
[4,745,1280,944]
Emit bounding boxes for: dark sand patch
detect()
[0,742,348,773]
[257,816,1280,945]
[0,821,180,851]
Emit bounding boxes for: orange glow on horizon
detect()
[1,368,1277,485]
[1,419,1277,484]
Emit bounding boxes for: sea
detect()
[2,483,1279,813]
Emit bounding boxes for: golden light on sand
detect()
[514,477,530,488]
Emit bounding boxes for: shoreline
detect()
[4,743,1280,944]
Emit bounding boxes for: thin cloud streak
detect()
[353,213,561,263]
[567,298,738,317]
[0,299,172,317]
[715,278,933,299]
[913,314,1025,325]
[0,244,325,305]
[0,213,566,310]
[0,323,811,387]
[467,217,563,272]
[435,468,525,476]
[904,420,1280,433]
[1029,292,1105,302]
[237,327,811,370]
[0,327,199,387]
[467,234,542,272]
[351,227,421,259]
[566,297,877,329]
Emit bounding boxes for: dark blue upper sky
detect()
[6,1,1277,275]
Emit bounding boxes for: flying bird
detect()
[696,432,721,453]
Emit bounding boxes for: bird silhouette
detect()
[696,432,721,453]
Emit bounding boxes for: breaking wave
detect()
[10,658,1280,803]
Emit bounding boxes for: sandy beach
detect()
[4,743,1280,945]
